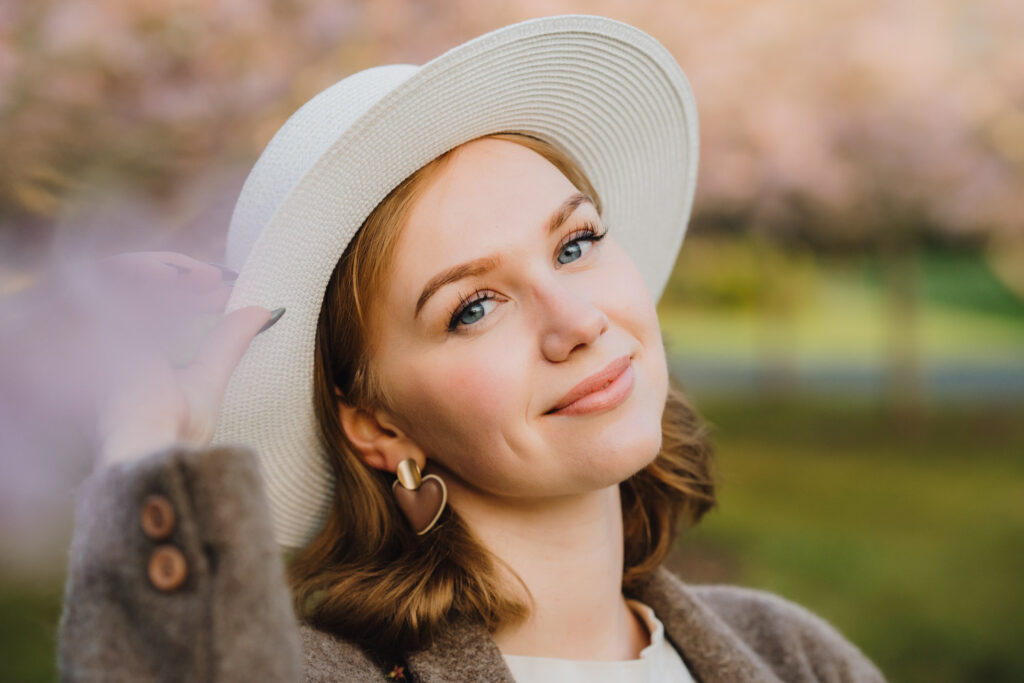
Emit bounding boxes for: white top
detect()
[502,600,696,683]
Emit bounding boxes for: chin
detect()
[616,425,663,481]
[578,409,664,491]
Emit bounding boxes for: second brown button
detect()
[148,545,188,592]
[140,494,175,540]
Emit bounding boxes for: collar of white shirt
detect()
[501,599,696,683]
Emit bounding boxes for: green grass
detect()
[669,398,1024,683]
[657,242,1024,366]
[0,579,64,683]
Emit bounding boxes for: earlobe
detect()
[361,451,389,471]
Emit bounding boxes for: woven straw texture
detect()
[211,14,699,549]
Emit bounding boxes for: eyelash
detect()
[445,221,609,333]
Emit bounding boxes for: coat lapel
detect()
[637,567,781,683]
[404,618,516,683]
[406,567,777,683]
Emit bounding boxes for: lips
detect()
[545,354,632,414]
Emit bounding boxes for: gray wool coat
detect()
[59,444,886,682]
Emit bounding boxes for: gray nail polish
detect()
[206,262,239,282]
[257,308,285,335]
[163,262,191,275]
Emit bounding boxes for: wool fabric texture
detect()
[209,13,699,549]
[59,444,887,682]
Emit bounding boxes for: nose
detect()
[536,278,610,362]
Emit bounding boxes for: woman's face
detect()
[368,137,668,500]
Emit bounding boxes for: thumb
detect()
[187,306,285,398]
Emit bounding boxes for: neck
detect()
[447,481,649,660]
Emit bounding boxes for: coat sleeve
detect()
[57,443,303,682]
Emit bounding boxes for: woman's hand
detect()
[88,251,282,466]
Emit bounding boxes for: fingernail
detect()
[163,262,191,275]
[206,262,239,282]
[257,307,285,335]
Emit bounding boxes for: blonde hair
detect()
[288,132,716,656]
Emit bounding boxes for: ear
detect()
[336,392,425,475]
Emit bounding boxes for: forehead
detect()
[415,138,576,231]
[390,138,583,284]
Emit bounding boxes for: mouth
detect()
[544,355,634,417]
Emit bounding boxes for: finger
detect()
[100,252,226,293]
[184,305,279,398]
[95,254,187,313]
[133,286,234,353]
[193,283,234,312]
[153,280,234,318]
[87,276,234,356]
[98,253,180,290]
[146,252,238,286]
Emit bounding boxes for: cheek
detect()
[604,243,664,344]
[386,340,525,463]
[605,242,669,425]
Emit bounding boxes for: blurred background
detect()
[1,1,1021,681]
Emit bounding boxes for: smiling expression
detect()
[366,137,669,500]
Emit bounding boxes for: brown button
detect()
[148,545,188,592]
[140,494,175,540]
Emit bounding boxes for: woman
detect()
[59,15,885,682]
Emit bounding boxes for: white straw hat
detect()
[211,14,699,549]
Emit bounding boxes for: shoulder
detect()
[645,568,886,682]
[693,583,870,661]
[692,582,850,641]
[297,622,389,682]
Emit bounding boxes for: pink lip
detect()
[546,355,634,417]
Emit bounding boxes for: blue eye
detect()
[445,223,608,333]
[557,223,607,265]
[447,289,500,331]
[451,294,497,329]
[558,240,589,264]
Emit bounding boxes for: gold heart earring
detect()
[392,458,448,535]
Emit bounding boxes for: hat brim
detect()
[212,14,698,549]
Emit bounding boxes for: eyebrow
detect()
[414,192,594,319]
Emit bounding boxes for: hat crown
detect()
[226,64,419,272]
